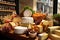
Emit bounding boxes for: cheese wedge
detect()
[9,22,16,27]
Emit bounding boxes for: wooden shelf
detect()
[0,2,16,6]
[0,10,16,12]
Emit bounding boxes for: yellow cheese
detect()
[37,25,43,33]
[48,26,60,33]
[38,33,48,40]
[9,22,16,27]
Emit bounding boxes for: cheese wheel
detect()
[22,17,34,24]
[23,9,32,17]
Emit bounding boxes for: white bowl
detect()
[14,26,27,34]
[29,32,37,38]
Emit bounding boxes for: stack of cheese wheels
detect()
[22,9,34,24]
[21,9,34,27]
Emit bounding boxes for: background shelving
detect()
[0,0,16,16]
[0,2,16,6]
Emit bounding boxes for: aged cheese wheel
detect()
[23,9,32,17]
[22,17,34,24]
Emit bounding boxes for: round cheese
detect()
[22,17,34,24]
[23,9,32,17]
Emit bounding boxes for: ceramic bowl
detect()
[14,26,27,34]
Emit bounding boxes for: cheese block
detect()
[13,17,22,23]
[48,26,60,33]
[43,20,49,25]
[49,34,60,40]
[23,9,32,17]
[22,17,34,24]
[54,30,60,36]
[9,22,16,27]
[37,25,43,33]
[38,33,48,40]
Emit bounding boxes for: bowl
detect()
[14,26,27,34]
[29,31,37,38]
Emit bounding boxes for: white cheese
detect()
[23,9,32,17]
[22,17,34,24]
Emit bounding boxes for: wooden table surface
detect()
[0,31,39,40]
[0,30,53,40]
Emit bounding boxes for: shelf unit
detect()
[0,10,16,12]
[0,2,16,6]
[0,0,16,16]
